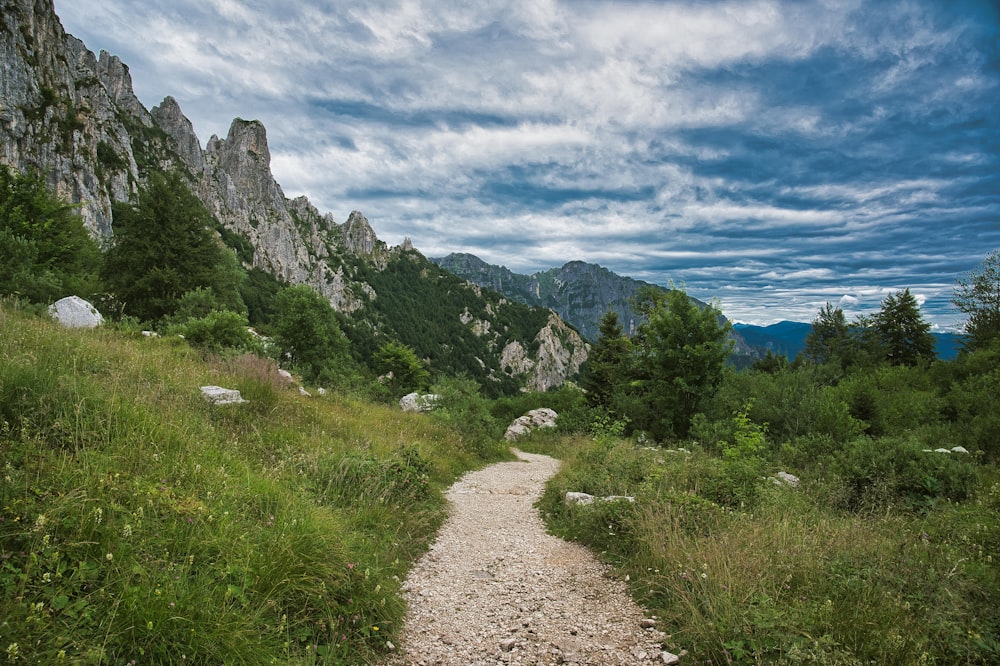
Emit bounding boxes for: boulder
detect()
[773,471,800,488]
[48,296,103,328]
[400,392,440,413]
[565,492,635,506]
[565,492,596,505]
[504,408,558,441]
[200,385,248,405]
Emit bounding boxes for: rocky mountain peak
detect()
[344,210,379,256]
[150,96,204,172]
[95,50,149,124]
[210,118,281,202]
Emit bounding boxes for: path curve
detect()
[384,449,672,665]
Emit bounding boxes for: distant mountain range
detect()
[431,253,760,363]
[733,322,964,361]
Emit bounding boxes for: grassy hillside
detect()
[0,301,504,664]
[519,366,1000,664]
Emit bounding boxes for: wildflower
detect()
[123,524,133,538]
[106,553,114,561]
[701,573,708,579]
[372,626,380,632]
[6,643,19,661]
[94,507,103,524]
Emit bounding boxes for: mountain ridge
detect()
[432,252,759,363]
[0,0,587,393]
[734,321,963,361]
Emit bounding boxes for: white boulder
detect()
[200,385,248,405]
[400,392,440,413]
[504,408,558,441]
[48,296,103,328]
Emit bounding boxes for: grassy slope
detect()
[0,303,493,664]
[522,433,1000,665]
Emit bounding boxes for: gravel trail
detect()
[384,449,673,665]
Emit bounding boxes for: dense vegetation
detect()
[0,167,101,304]
[520,255,1000,664]
[3,161,999,663]
[343,250,553,396]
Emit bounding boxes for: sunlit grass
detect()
[0,303,494,663]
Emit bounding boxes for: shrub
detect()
[831,435,978,512]
[167,310,260,354]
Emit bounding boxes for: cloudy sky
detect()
[53,0,999,328]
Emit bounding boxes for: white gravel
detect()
[383,449,674,665]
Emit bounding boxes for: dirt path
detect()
[384,449,674,665]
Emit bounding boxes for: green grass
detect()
[522,433,1000,665]
[0,303,496,664]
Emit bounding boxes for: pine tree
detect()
[579,310,632,412]
[872,288,936,366]
[101,171,242,323]
[803,302,852,367]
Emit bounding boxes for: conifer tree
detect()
[871,288,936,365]
[579,310,632,412]
[803,302,852,367]
[101,171,242,323]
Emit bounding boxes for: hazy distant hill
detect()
[734,322,964,361]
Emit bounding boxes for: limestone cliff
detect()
[0,0,588,391]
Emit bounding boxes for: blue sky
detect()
[53,0,999,328]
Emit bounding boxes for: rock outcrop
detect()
[500,315,589,392]
[200,385,248,405]
[504,408,558,441]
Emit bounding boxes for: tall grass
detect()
[0,303,492,663]
[526,433,1000,664]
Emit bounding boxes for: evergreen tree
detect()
[803,303,853,367]
[953,249,1000,351]
[579,310,632,412]
[101,171,242,323]
[0,165,101,303]
[630,287,732,440]
[872,288,936,366]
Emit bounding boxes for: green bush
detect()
[831,435,978,511]
[427,376,506,459]
[167,310,260,354]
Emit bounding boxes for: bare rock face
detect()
[0,1,147,237]
[502,315,589,392]
[151,96,204,172]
